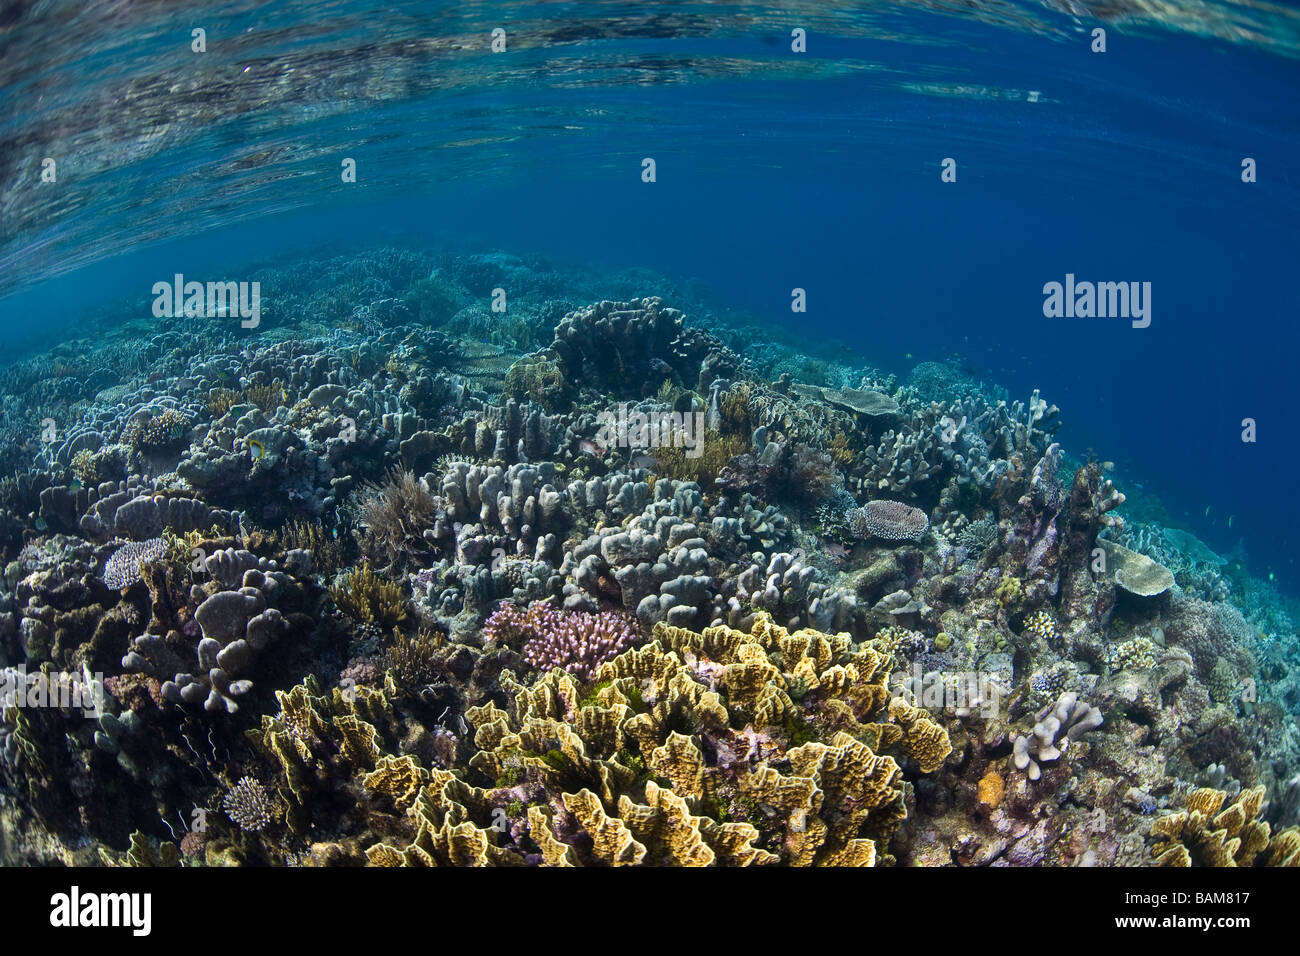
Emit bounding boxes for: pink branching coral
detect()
[848,500,930,542]
[483,601,641,681]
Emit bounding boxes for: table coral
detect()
[847,500,930,543]
[101,537,169,590]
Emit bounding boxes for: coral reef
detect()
[0,246,1294,871]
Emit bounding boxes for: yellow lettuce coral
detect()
[1150,786,1284,867]
[251,614,951,867]
[450,612,949,866]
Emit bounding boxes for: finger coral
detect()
[1012,691,1103,782]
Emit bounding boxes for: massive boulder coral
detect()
[1161,595,1257,680]
[121,553,297,715]
[545,297,747,398]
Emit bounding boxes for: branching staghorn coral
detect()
[377,626,446,693]
[279,518,346,576]
[224,776,275,832]
[483,600,640,681]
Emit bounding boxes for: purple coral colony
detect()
[0,251,1295,869]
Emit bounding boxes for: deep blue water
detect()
[1,1,1298,592]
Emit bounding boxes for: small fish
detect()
[577,439,605,458]
[825,541,851,564]
[34,517,48,531]
[629,453,659,470]
[1205,506,1211,517]
[1228,515,1234,529]
[67,479,82,493]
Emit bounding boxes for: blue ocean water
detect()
[1,0,1298,594]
